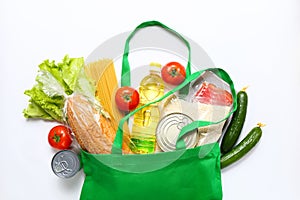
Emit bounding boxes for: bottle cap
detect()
[149,62,162,68]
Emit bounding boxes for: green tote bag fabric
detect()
[79,21,237,200]
[80,143,222,200]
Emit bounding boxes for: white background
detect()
[1,0,300,199]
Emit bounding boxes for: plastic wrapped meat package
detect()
[160,70,233,146]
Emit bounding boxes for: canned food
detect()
[51,150,81,178]
[156,113,198,152]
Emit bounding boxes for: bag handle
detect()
[112,68,237,154]
[121,20,192,87]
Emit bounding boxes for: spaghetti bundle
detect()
[85,59,121,129]
[85,59,131,151]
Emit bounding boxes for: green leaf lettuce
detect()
[23,55,86,122]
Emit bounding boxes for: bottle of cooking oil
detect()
[130,63,165,154]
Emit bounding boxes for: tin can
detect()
[156,113,198,152]
[51,150,81,178]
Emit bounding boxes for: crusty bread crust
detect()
[66,94,132,154]
[66,94,112,154]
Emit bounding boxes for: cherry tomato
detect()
[161,62,186,85]
[194,82,233,106]
[48,125,72,150]
[115,86,140,112]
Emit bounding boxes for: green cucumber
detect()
[220,124,263,169]
[221,88,248,154]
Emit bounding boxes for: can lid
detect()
[156,113,198,152]
[51,150,81,179]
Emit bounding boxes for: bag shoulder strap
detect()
[121,20,191,87]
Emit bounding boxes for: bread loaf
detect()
[66,94,131,154]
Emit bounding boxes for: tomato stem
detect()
[124,94,132,102]
[52,133,61,143]
[170,68,178,77]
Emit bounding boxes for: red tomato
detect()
[161,62,186,85]
[194,82,233,106]
[48,125,72,150]
[115,86,140,111]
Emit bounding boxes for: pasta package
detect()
[81,59,132,153]
[85,60,128,131]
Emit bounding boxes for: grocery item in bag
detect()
[66,94,132,154]
[161,70,233,146]
[85,59,129,135]
[191,82,232,106]
[156,113,198,152]
[130,63,165,154]
[85,59,132,152]
[189,70,233,106]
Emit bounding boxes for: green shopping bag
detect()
[79,21,237,200]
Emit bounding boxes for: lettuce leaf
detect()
[23,55,85,122]
[23,100,53,120]
[75,68,97,103]
[24,86,65,122]
[38,55,84,95]
[60,55,84,93]
[36,70,66,98]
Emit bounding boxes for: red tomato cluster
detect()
[115,62,186,112]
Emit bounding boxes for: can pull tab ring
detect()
[54,160,72,173]
[177,118,189,130]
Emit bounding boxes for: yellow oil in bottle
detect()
[130,64,164,154]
